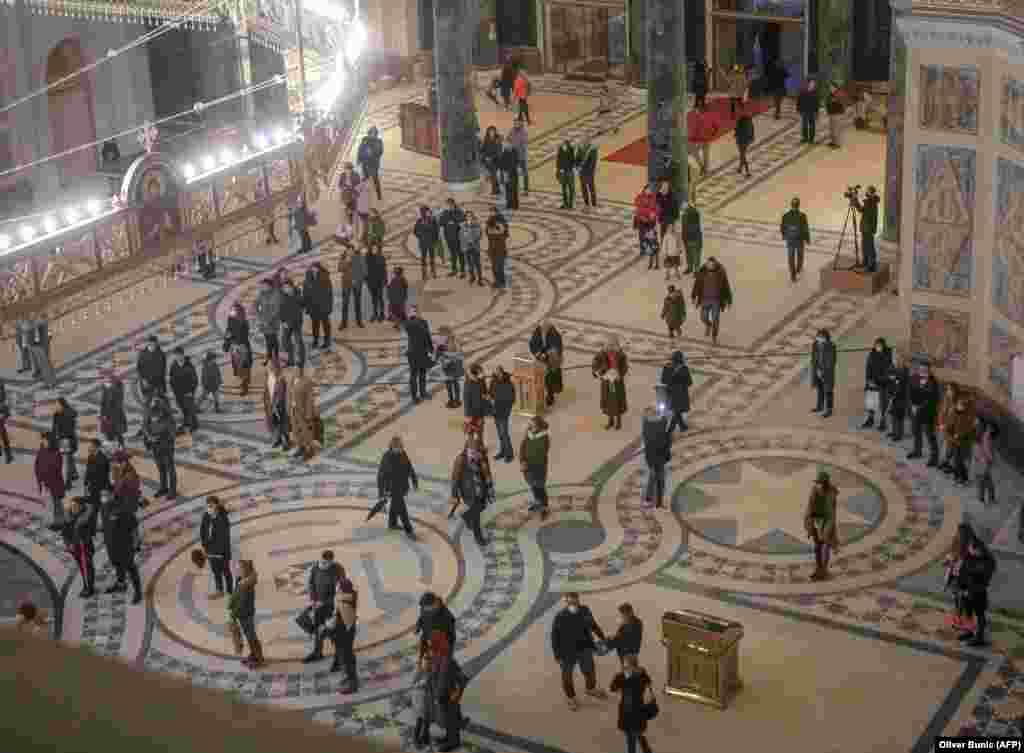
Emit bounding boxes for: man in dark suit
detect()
[811,329,837,418]
[499,142,520,210]
[551,592,608,711]
[404,306,434,403]
[83,439,112,507]
[376,436,419,538]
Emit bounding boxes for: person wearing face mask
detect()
[691,257,731,344]
[610,654,655,753]
[908,362,941,466]
[376,436,419,539]
[862,337,892,429]
[448,437,494,547]
[551,592,608,711]
[804,470,839,580]
[303,550,344,663]
[810,329,837,418]
[98,371,127,448]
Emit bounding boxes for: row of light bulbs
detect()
[0,198,111,253]
[180,127,296,181]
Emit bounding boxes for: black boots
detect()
[860,411,874,429]
[412,719,429,749]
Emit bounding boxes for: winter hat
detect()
[816,470,831,484]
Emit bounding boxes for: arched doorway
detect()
[46,38,98,187]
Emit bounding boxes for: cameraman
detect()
[851,185,880,273]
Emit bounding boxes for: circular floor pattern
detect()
[150,505,461,661]
[0,545,55,621]
[536,520,606,554]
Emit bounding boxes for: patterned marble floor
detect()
[2,79,1023,752]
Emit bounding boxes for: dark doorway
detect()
[852,0,891,81]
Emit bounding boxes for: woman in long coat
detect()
[529,322,563,406]
[609,654,655,753]
[660,350,692,434]
[51,397,79,485]
[592,338,629,430]
[225,302,253,395]
[263,360,290,450]
[288,371,318,461]
[99,371,128,448]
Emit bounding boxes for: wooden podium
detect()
[512,356,547,417]
[399,103,440,157]
[662,610,743,710]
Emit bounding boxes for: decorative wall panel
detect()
[993,158,1024,326]
[95,216,133,265]
[910,305,970,371]
[912,145,974,295]
[267,159,292,193]
[919,65,979,134]
[990,320,1023,398]
[39,232,97,292]
[883,19,906,244]
[218,165,263,215]
[183,188,216,229]
[1001,76,1024,153]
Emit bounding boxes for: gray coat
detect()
[460,222,482,253]
[350,253,368,287]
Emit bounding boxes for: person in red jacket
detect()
[633,184,659,255]
[34,432,65,530]
[688,101,720,177]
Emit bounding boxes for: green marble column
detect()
[628,0,647,86]
[815,0,851,85]
[434,0,480,187]
[645,0,686,197]
[882,7,905,244]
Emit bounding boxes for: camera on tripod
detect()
[843,184,861,203]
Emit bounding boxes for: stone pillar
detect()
[645,0,686,198]
[434,0,480,189]
[882,0,907,244]
[236,33,257,121]
[418,0,435,50]
[628,0,647,86]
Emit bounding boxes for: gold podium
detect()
[512,356,547,417]
[662,610,743,709]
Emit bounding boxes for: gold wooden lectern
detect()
[662,610,743,710]
[512,356,547,417]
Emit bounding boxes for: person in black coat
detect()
[62,496,98,598]
[798,79,819,143]
[98,372,127,448]
[377,436,419,538]
[137,335,167,399]
[0,379,11,464]
[734,105,754,177]
[692,60,709,109]
[438,199,466,278]
[529,323,564,406]
[862,337,893,430]
[886,352,911,441]
[103,492,143,604]
[302,262,334,349]
[225,303,253,395]
[551,592,608,710]
[83,439,111,507]
[365,246,388,321]
[610,655,654,753]
[661,351,692,434]
[200,495,233,596]
[145,395,178,499]
[500,142,520,210]
[908,362,941,465]
[641,408,670,509]
[811,329,837,418]
[413,206,441,280]
[416,592,457,648]
[304,550,344,662]
[607,603,643,665]
[499,62,516,109]
[404,307,434,403]
[356,125,384,200]
[279,279,306,369]
[490,366,516,461]
[51,397,79,485]
[956,522,996,647]
[168,347,199,433]
[462,364,488,432]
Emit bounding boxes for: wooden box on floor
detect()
[512,357,546,417]
[399,103,440,157]
[662,610,743,710]
[819,258,891,296]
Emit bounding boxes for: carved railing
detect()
[911,0,1024,19]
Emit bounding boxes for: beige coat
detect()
[288,374,318,450]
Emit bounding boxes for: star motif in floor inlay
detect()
[682,460,879,551]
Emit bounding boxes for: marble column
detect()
[628,0,647,86]
[645,0,686,197]
[882,0,907,244]
[434,0,479,188]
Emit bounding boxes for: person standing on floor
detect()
[486,207,510,289]
[366,245,388,322]
[51,397,79,486]
[279,278,306,370]
[329,566,360,693]
[62,497,97,598]
[438,199,466,278]
[83,438,111,509]
[660,284,686,339]
[805,470,839,581]
[780,197,810,282]
[462,363,488,438]
[610,655,656,753]
[592,338,629,430]
[0,380,10,464]
[974,419,998,505]
[230,559,264,669]
[810,329,837,419]
[98,371,127,448]
[825,82,844,148]
[499,61,516,109]
[416,591,457,650]
[169,347,199,434]
[303,261,334,349]
[377,436,419,539]
[366,208,386,255]
[428,629,469,752]
[577,138,599,210]
[104,474,144,604]
[200,495,233,598]
[28,317,56,387]
[908,362,941,466]
[14,320,31,374]
[291,197,313,254]
[414,206,440,280]
[225,303,253,396]
[357,125,384,200]
[798,79,820,144]
[551,592,609,711]
[355,175,372,244]
[263,359,290,450]
[529,322,564,407]
[449,436,494,547]
[491,366,516,462]
[339,248,367,330]
[937,384,960,472]
[691,257,732,344]
[947,395,976,486]
[405,306,434,404]
[641,406,671,509]
[255,279,283,366]
[607,603,644,666]
[633,184,659,258]
[681,202,702,276]
[388,267,409,328]
[662,351,692,434]
[304,550,344,663]
[507,118,530,194]
[461,210,485,286]
[692,60,709,109]
[851,185,881,273]
[734,103,754,178]
[500,139,520,210]
[435,326,464,409]
[557,138,577,208]
[137,334,167,415]
[861,337,892,429]
[35,432,65,530]
[145,395,178,499]
[196,352,223,414]
[520,415,550,517]
[956,523,996,647]
[513,68,531,124]
[288,369,319,462]
[656,179,679,247]
[481,126,502,195]
[886,351,911,440]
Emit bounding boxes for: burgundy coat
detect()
[35,447,65,498]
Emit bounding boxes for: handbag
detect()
[640,684,659,721]
[295,606,317,635]
[865,389,880,413]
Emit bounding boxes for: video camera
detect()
[843,184,861,203]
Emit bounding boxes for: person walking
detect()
[956,523,996,647]
[428,629,469,752]
[304,550,344,663]
[366,245,388,321]
[810,329,838,418]
[303,261,334,349]
[338,250,366,330]
[491,366,516,461]
[357,125,384,200]
[200,495,233,598]
[607,603,643,666]
[500,139,520,210]
[780,197,810,282]
[691,257,732,344]
[51,397,79,486]
[197,352,223,414]
[529,322,564,407]
[734,103,754,178]
[328,566,360,693]
[486,207,510,289]
[520,415,550,517]
[404,306,434,403]
[660,284,686,339]
[862,337,893,429]
[449,436,494,547]
[557,139,577,208]
[610,655,656,753]
[35,432,66,530]
[83,438,111,508]
[169,347,199,434]
[225,303,253,395]
[661,351,692,434]
[798,79,820,144]
[436,326,464,409]
[377,436,419,539]
[804,470,839,581]
[98,371,127,448]
[592,338,629,430]
[104,469,144,604]
[886,351,911,441]
[230,559,264,669]
[288,370,318,461]
[61,496,97,598]
[388,267,409,328]
[513,68,531,124]
[414,206,440,280]
[577,138,599,210]
[255,278,283,366]
[551,592,609,711]
[507,118,530,194]
[641,406,670,509]
[461,210,484,285]
[681,202,702,276]
[908,362,941,466]
[145,395,178,499]
[481,127,502,195]
[439,199,466,278]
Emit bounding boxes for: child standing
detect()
[198,351,223,413]
[661,285,686,338]
[387,266,408,329]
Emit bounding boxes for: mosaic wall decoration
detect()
[95,216,133,265]
[0,259,36,306]
[218,164,264,216]
[267,159,292,193]
[994,159,1024,328]
[910,305,970,371]
[989,320,1023,397]
[912,145,974,295]
[39,230,97,292]
[919,65,979,134]
[182,187,216,229]
[1001,75,1024,153]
